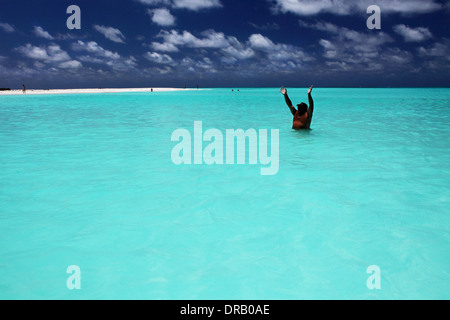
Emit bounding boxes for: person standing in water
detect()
[281,86,314,130]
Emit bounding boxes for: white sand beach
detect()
[0,88,196,96]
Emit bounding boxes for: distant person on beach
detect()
[281,86,314,130]
[22,84,26,94]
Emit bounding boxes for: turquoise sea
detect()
[0,88,449,300]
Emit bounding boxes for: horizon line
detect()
[1,86,449,90]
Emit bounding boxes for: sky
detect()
[0,0,449,88]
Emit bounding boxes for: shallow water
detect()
[0,88,449,299]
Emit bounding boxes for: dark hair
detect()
[297,103,308,115]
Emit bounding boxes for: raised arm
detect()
[281,88,297,116]
[307,86,314,118]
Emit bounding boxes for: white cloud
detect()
[72,41,138,72]
[172,0,222,11]
[249,34,275,49]
[78,56,107,64]
[125,56,138,68]
[17,45,49,60]
[16,44,71,62]
[300,20,393,47]
[299,20,415,72]
[393,24,433,42]
[137,0,221,11]
[157,29,229,48]
[114,56,138,72]
[380,48,413,64]
[418,41,449,58]
[144,51,175,64]
[319,39,337,58]
[156,29,258,64]
[143,65,173,75]
[151,42,180,52]
[222,46,254,60]
[274,0,345,16]
[148,8,176,26]
[93,25,126,43]
[373,0,442,14]
[300,19,396,63]
[180,56,217,72]
[319,39,335,50]
[33,26,54,40]
[153,29,310,73]
[136,0,171,5]
[249,33,308,63]
[59,60,83,69]
[272,0,442,16]
[0,22,15,33]
[72,41,121,59]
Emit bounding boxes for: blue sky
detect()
[0,0,449,88]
